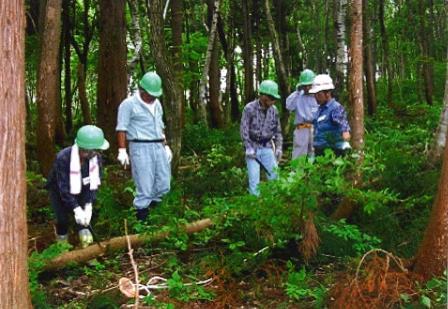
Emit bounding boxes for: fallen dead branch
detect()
[43,218,213,271]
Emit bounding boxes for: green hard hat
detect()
[139,71,163,97]
[297,69,316,87]
[259,80,281,99]
[75,125,109,150]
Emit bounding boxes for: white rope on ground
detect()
[119,276,213,299]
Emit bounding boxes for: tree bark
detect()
[127,0,145,83]
[207,0,225,128]
[331,0,364,221]
[62,0,73,135]
[69,0,94,125]
[413,132,448,280]
[36,0,63,176]
[242,0,255,102]
[379,0,393,106]
[44,219,213,271]
[417,0,433,105]
[264,0,290,130]
[363,0,377,116]
[147,0,184,172]
[0,1,31,306]
[198,0,220,126]
[335,0,348,94]
[97,0,128,153]
[170,0,185,127]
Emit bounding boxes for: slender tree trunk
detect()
[0,1,31,307]
[413,131,448,280]
[418,0,433,105]
[70,0,94,125]
[335,0,348,94]
[264,0,290,130]
[253,0,263,83]
[207,0,224,128]
[379,0,393,106]
[428,55,448,163]
[198,0,220,125]
[170,0,185,127]
[363,0,377,116]
[62,0,73,135]
[97,0,127,153]
[127,0,145,85]
[147,0,184,172]
[36,0,63,176]
[242,0,255,102]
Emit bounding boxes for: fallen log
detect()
[43,218,213,271]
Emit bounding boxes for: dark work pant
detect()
[49,189,84,235]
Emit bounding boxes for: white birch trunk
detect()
[199,0,220,125]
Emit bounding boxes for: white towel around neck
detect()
[70,144,101,194]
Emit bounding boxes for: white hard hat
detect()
[309,74,335,94]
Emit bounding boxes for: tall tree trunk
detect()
[253,0,263,83]
[413,132,448,280]
[363,0,377,116]
[36,0,63,176]
[147,0,184,172]
[428,55,448,163]
[207,0,224,128]
[97,0,127,153]
[331,0,364,220]
[0,1,31,307]
[170,0,185,127]
[379,0,393,106]
[198,0,220,126]
[127,0,145,84]
[62,0,73,135]
[78,63,92,124]
[242,0,255,102]
[335,0,348,94]
[264,0,290,130]
[418,0,433,105]
[349,0,364,152]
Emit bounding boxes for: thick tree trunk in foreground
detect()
[44,219,213,271]
[413,132,448,280]
[36,0,62,176]
[0,1,31,307]
[147,0,184,172]
[97,0,127,153]
[332,0,363,220]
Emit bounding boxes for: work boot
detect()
[79,228,93,248]
[136,207,149,222]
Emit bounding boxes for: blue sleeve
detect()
[331,105,351,132]
[116,100,132,131]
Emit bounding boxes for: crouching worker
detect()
[46,125,109,247]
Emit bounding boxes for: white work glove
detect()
[275,149,283,162]
[117,148,130,167]
[245,148,256,159]
[164,145,173,163]
[84,203,92,226]
[78,228,93,248]
[73,206,88,227]
[336,141,352,150]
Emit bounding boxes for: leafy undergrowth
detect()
[26,105,446,308]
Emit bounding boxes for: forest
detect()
[0,0,447,308]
